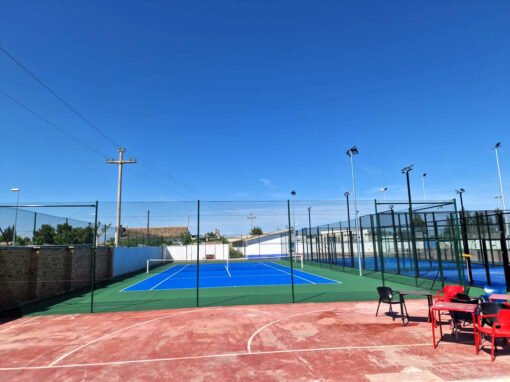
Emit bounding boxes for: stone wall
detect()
[0,246,113,313]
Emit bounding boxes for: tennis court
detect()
[123,260,340,291]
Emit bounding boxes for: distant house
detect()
[229,229,290,258]
[121,226,189,242]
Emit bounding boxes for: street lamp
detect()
[247,213,256,233]
[379,187,388,201]
[290,190,297,252]
[493,143,506,212]
[455,187,473,284]
[10,188,20,246]
[345,145,362,276]
[401,165,419,282]
[422,173,427,200]
[455,188,466,212]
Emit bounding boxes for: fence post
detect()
[432,216,445,289]
[196,200,200,307]
[32,212,37,243]
[370,215,378,272]
[287,200,295,303]
[90,201,98,313]
[391,210,401,275]
[497,212,510,292]
[374,200,385,286]
[452,200,467,287]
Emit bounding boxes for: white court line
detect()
[150,265,189,291]
[0,316,40,333]
[120,264,181,292]
[48,308,199,367]
[225,265,231,278]
[261,262,316,284]
[0,343,438,371]
[247,309,330,353]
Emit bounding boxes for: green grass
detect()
[20,260,484,316]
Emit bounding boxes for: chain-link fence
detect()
[1,200,509,318]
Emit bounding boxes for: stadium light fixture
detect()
[379,187,388,201]
[345,146,362,276]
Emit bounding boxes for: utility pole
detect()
[247,213,256,234]
[106,148,136,246]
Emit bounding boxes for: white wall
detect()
[113,246,163,277]
[162,244,229,261]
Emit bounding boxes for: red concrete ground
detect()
[1,301,510,381]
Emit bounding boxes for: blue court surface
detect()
[123,261,340,291]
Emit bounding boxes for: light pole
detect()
[291,190,297,254]
[422,173,427,200]
[455,188,466,212]
[247,213,256,234]
[10,188,20,245]
[380,187,388,201]
[493,143,506,211]
[346,146,362,276]
[401,165,419,282]
[455,188,473,284]
[307,206,313,260]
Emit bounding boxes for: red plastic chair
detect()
[477,309,510,362]
[436,285,464,302]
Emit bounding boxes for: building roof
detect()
[122,226,189,238]
[228,229,288,244]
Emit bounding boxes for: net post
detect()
[90,200,98,313]
[287,200,295,303]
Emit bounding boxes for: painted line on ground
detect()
[261,262,316,284]
[149,265,190,290]
[0,343,447,371]
[247,309,331,353]
[48,308,199,367]
[225,265,232,278]
[119,264,184,292]
[0,316,40,333]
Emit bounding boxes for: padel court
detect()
[123,261,340,291]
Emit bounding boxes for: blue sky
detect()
[1,1,509,210]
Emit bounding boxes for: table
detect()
[398,290,434,325]
[431,301,479,354]
[488,294,510,302]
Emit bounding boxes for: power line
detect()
[0,45,120,148]
[0,44,198,197]
[0,90,108,158]
[0,90,194,198]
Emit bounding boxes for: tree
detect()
[250,226,263,235]
[34,224,56,245]
[180,231,192,245]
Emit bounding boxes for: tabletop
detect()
[399,290,434,296]
[432,302,478,312]
[488,294,510,301]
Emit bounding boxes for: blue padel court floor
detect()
[123,262,340,291]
